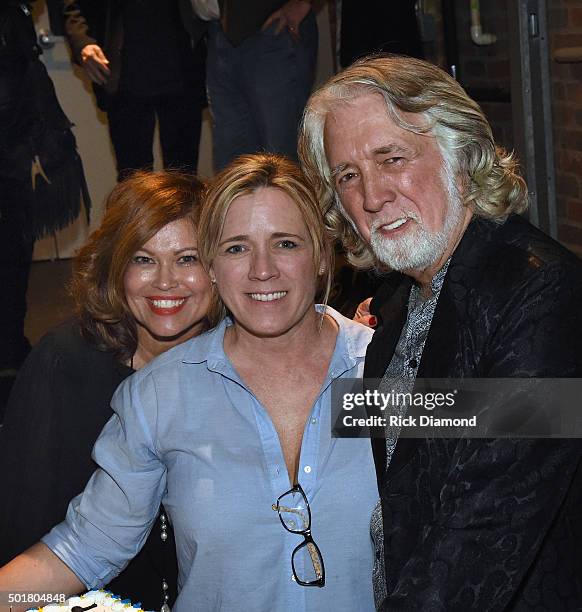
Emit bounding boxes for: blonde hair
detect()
[198,153,333,326]
[298,54,528,269]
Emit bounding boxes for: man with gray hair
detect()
[299,55,582,610]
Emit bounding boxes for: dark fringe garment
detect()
[0,3,91,240]
[29,147,91,240]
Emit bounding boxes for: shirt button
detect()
[408,358,418,369]
[311,418,317,425]
[303,465,312,474]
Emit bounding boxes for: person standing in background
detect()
[193,0,317,171]
[62,0,207,181]
[0,1,89,418]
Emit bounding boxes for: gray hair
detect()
[298,54,528,269]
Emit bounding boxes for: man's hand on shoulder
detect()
[262,0,312,42]
[80,44,110,85]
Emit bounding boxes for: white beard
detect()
[369,172,465,272]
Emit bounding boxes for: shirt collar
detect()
[181,305,370,376]
[181,316,230,368]
[429,257,451,295]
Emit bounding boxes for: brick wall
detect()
[426,0,582,254]
[453,1,514,151]
[548,0,582,254]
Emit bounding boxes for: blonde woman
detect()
[0,155,378,612]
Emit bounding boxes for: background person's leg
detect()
[0,179,34,419]
[155,89,203,174]
[242,11,318,161]
[107,92,156,181]
[206,22,261,171]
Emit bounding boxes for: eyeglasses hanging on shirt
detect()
[272,483,325,587]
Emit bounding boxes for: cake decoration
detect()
[26,590,152,612]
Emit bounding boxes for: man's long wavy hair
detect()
[298,54,528,269]
[71,171,206,363]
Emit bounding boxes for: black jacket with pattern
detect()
[366,215,582,611]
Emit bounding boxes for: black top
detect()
[0,320,178,609]
[366,215,582,610]
[219,0,287,46]
[121,0,197,97]
[340,0,423,67]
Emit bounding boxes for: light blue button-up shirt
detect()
[43,307,378,612]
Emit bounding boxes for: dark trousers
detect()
[0,178,33,371]
[206,13,318,171]
[107,88,203,181]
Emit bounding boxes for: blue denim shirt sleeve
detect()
[41,309,378,611]
[42,371,167,588]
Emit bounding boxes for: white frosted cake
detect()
[26,590,152,612]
